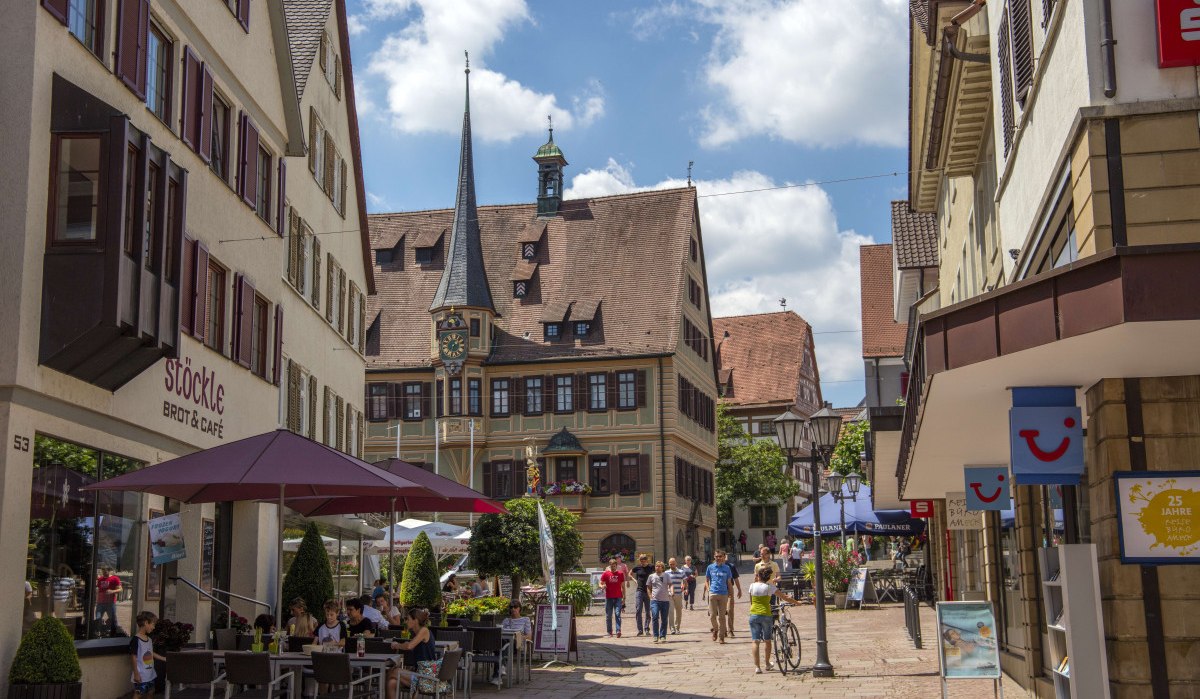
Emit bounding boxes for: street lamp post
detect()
[775,405,843,678]
[827,472,863,549]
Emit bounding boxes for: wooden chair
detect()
[164,651,224,699]
[403,649,461,698]
[311,652,383,699]
[222,652,292,699]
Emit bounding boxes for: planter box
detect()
[545,493,587,512]
[8,683,82,699]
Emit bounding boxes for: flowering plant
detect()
[544,480,592,495]
[599,547,634,563]
[216,611,251,633]
[802,541,864,594]
[150,619,194,652]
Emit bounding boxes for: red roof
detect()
[860,244,908,358]
[713,311,819,412]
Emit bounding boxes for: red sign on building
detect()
[1156,0,1200,68]
[909,500,935,519]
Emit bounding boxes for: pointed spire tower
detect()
[430,53,495,314]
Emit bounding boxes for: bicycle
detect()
[771,603,803,675]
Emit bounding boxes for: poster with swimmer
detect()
[935,601,1001,679]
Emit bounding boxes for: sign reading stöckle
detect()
[1114,471,1200,564]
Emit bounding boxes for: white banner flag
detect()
[537,502,557,631]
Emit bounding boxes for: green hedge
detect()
[399,531,441,610]
[9,617,81,684]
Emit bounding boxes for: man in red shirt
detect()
[600,558,625,637]
[95,566,122,633]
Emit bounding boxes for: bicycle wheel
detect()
[773,624,792,675]
[781,621,802,670]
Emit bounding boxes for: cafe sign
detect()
[162,356,227,439]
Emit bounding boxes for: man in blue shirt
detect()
[705,550,735,643]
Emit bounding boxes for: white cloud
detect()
[366,191,392,211]
[565,164,873,390]
[632,0,908,149]
[346,14,368,36]
[363,0,605,143]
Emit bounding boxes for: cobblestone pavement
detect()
[490,595,1025,698]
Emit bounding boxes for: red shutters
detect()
[180,49,201,150]
[636,369,647,407]
[197,65,214,163]
[237,0,250,31]
[42,0,69,25]
[233,275,254,368]
[239,113,260,207]
[192,242,209,340]
[276,160,287,235]
[272,305,284,385]
[115,0,149,98]
[180,236,194,334]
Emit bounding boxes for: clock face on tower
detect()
[439,330,467,360]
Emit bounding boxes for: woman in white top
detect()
[471,574,492,598]
[377,594,403,628]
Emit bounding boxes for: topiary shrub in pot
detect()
[8,617,82,699]
[399,532,441,612]
[282,522,336,623]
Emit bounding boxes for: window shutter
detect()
[356,412,364,456]
[324,137,336,198]
[639,454,651,494]
[308,108,318,174]
[607,371,618,410]
[358,293,366,351]
[231,274,244,363]
[1009,0,1034,107]
[997,11,1015,158]
[636,369,648,408]
[319,32,328,73]
[307,375,317,439]
[180,236,194,334]
[322,386,331,443]
[237,277,254,368]
[193,242,209,339]
[115,0,149,98]
[339,160,348,217]
[42,0,69,25]
[513,377,525,415]
[607,459,619,496]
[542,375,553,414]
[1042,0,1053,27]
[347,282,359,341]
[481,462,494,498]
[240,114,259,207]
[311,234,321,307]
[336,396,345,450]
[436,380,444,418]
[181,49,201,151]
[334,61,343,99]
[287,361,301,432]
[272,305,284,386]
[286,209,299,286]
[421,382,432,419]
[326,256,334,321]
[236,0,250,31]
[276,160,286,235]
[198,65,214,163]
[338,269,347,334]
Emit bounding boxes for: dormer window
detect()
[514,281,528,298]
[574,321,590,336]
[412,228,444,266]
[523,242,536,260]
[415,246,435,265]
[376,249,392,264]
[545,323,561,339]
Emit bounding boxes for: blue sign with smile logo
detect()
[964,466,1011,511]
[1009,387,1083,486]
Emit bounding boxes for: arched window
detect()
[599,534,636,564]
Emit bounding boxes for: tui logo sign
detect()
[964,466,1011,511]
[1009,387,1084,485]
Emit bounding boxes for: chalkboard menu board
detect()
[497,575,513,599]
[201,518,216,592]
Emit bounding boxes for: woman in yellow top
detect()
[747,567,799,674]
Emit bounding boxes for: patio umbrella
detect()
[82,429,440,620]
[366,518,472,557]
[282,458,505,589]
[788,484,927,538]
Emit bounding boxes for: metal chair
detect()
[364,637,394,655]
[222,652,293,699]
[165,651,224,699]
[466,627,505,688]
[404,649,461,698]
[311,652,383,699]
[430,628,473,696]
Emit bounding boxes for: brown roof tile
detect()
[860,244,908,358]
[891,200,938,268]
[366,187,698,369]
[282,0,333,102]
[712,311,817,409]
[509,260,537,281]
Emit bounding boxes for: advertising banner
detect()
[147,512,186,565]
[935,601,1002,679]
[537,502,558,630]
[946,493,974,530]
[1114,471,1200,564]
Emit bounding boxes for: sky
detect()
[347,0,911,409]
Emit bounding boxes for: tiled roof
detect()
[366,187,698,369]
[713,311,814,408]
[910,0,930,36]
[860,244,908,358]
[282,0,332,102]
[891,200,938,268]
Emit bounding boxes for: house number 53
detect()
[12,435,30,452]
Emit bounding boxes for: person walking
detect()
[754,545,780,581]
[664,558,686,634]
[704,551,734,644]
[765,531,777,551]
[779,538,791,573]
[683,555,698,610]
[748,567,801,674]
[647,561,671,643]
[631,554,655,637]
[738,531,748,554]
[600,558,626,637]
[615,554,632,612]
[725,553,743,637]
[790,539,803,571]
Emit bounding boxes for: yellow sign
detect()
[1114,472,1200,563]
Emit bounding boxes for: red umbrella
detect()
[82,430,441,618]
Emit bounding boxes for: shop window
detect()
[599,533,636,564]
[999,524,1025,649]
[490,378,510,417]
[27,435,145,640]
[556,458,577,483]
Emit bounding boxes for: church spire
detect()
[430,54,495,313]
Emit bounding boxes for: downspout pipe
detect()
[942,0,989,64]
[657,357,669,559]
[1099,0,1118,97]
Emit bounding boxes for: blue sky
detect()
[347,0,910,408]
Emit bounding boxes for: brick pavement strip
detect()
[506,597,1025,698]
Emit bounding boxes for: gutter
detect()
[1099,0,1118,97]
[924,0,989,170]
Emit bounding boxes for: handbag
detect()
[415,658,447,694]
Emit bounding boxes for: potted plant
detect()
[8,617,82,699]
[558,580,593,616]
[399,532,442,612]
[282,522,336,621]
[149,619,193,691]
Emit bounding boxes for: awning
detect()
[898,246,1200,500]
[787,483,927,537]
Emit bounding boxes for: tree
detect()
[830,419,869,477]
[282,522,335,620]
[716,403,799,529]
[468,498,583,598]
[399,531,441,610]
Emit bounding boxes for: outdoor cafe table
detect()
[211,650,399,699]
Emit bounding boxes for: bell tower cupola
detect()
[533,116,567,218]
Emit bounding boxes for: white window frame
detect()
[313,128,325,188]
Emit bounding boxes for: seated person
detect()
[371,578,388,605]
[344,597,375,637]
[286,598,318,637]
[378,595,403,628]
[492,601,531,686]
[253,613,276,635]
[386,608,436,698]
[471,574,492,598]
[316,600,347,649]
[358,594,387,629]
[442,574,458,594]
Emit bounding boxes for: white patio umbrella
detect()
[367,518,472,557]
[282,535,361,556]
